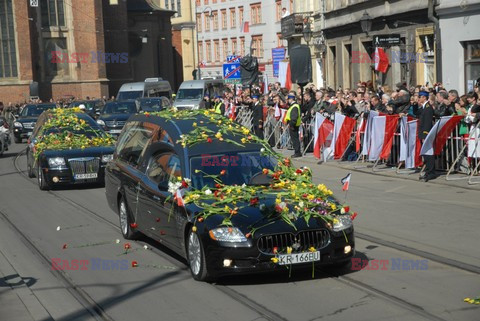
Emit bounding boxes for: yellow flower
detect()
[333,218,339,225]
[195,169,200,173]
[242,128,250,135]
[287,247,292,254]
[193,122,197,127]
[241,138,247,144]
[271,257,279,263]
[290,184,297,190]
[275,198,281,204]
[307,194,315,201]
[215,132,222,139]
[464,298,471,302]
[308,247,316,252]
[224,205,230,212]
[331,203,337,210]
[192,226,197,232]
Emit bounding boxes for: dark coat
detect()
[251,102,263,128]
[434,102,455,118]
[418,102,434,140]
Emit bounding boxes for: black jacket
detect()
[393,93,411,114]
[418,102,434,140]
[251,102,263,128]
[434,102,455,118]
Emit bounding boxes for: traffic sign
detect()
[223,63,241,80]
[226,55,241,63]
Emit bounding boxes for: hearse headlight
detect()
[101,154,113,163]
[14,121,23,128]
[48,157,66,167]
[209,227,247,242]
[332,215,353,232]
[96,119,105,126]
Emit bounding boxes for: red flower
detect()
[215,183,222,189]
[302,193,308,198]
[296,169,302,174]
[131,261,138,267]
[144,112,150,117]
[344,206,350,213]
[272,173,280,180]
[198,217,204,223]
[124,243,131,250]
[273,247,278,254]
[207,137,213,143]
[250,197,259,206]
[220,169,226,175]
[130,223,138,229]
[156,218,161,222]
[247,135,252,140]
[214,190,220,197]
[181,180,189,188]
[62,243,68,249]
[275,205,282,213]
[245,233,251,238]
[284,158,291,166]
[351,212,358,220]
[262,168,269,175]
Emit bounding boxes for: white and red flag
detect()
[313,113,334,160]
[399,118,423,168]
[468,126,480,158]
[361,110,380,156]
[174,189,185,207]
[243,21,250,33]
[332,112,356,159]
[375,47,389,73]
[420,115,463,156]
[341,173,351,191]
[368,115,399,161]
[355,116,366,153]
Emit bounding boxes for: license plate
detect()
[74,173,98,180]
[109,129,122,134]
[278,251,320,265]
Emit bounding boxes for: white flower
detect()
[299,201,304,208]
[259,204,266,211]
[143,245,149,250]
[204,189,212,195]
[341,208,346,214]
[279,202,287,209]
[115,239,120,244]
[241,183,247,188]
[184,178,191,184]
[56,226,61,231]
[260,148,265,153]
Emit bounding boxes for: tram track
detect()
[11,149,475,321]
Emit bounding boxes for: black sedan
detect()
[26,112,115,190]
[14,103,56,143]
[135,97,171,113]
[69,100,105,119]
[96,101,137,136]
[105,111,355,281]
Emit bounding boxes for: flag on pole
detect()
[368,115,399,161]
[355,116,366,153]
[399,118,423,168]
[243,21,250,33]
[332,112,356,159]
[375,47,389,73]
[313,113,334,159]
[361,110,379,156]
[420,115,463,156]
[341,173,351,191]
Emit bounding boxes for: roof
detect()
[128,113,264,157]
[127,0,172,13]
[179,79,224,89]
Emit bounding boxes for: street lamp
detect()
[303,22,313,45]
[195,6,213,80]
[360,11,372,35]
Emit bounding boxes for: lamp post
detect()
[195,6,213,80]
[360,11,372,35]
[303,22,313,45]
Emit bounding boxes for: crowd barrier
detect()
[232,107,480,186]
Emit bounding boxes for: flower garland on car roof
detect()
[148,108,357,241]
[33,108,115,160]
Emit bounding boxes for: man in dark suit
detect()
[251,95,264,139]
[417,91,436,181]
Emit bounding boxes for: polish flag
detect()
[243,21,249,33]
[355,117,366,153]
[361,110,380,156]
[285,63,292,91]
[375,47,389,74]
[175,189,185,207]
[332,112,356,159]
[368,115,399,161]
[341,173,351,191]
[313,113,334,160]
[400,118,423,168]
[420,115,463,156]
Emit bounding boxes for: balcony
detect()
[281,12,313,39]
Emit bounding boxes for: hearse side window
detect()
[146,152,182,188]
[116,122,154,168]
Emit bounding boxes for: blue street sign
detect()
[226,55,241,63]
[272,48,286,77]
[223,63,241,80]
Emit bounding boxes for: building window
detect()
[221,9,227,29]
[250,3,261,25]
[165,0,168,9]
[212,0,217,4]
[206,41,211,62]
[276,0,282,21]
[45,38,69,78]
[204,12,210,31]
[198,42,204,65]
[231,38,237,55]
[240,37,245,56]
[465,41,480,93]
[196,14,202,32]
[41,0,65,27]
[276,33,283,47]
[252,35,263,58]
[176,0,181,17]
[204,0,208,4]
[214,40,220,62]
[212,11,218,31]
[195,0,200,5]
[289,0,293,13]
[222,39,228,61]
[0,0,17,78]
[239,6,244,25]
[230,8,236,28]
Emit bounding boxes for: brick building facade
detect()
[0,0,174,104]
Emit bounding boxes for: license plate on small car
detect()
[278,251,320,265]
[75,173,98,180]
[109,129,122,134]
